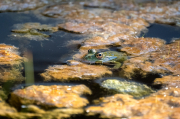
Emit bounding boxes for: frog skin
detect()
[83,49,127,69]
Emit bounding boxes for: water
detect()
[144,23,180,43]
[1,10,180,119]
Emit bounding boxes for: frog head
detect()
[83,49,103,63]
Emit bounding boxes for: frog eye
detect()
[88,49,96,54]
[96,53,103,59]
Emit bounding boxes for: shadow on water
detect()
[1,10,180,119]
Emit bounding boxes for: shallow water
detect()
[1,9,180,119]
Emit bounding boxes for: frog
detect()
[83,49,127,69]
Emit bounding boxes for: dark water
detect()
[1,11,180,119]
[143,23,180,43]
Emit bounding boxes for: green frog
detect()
[83,49,127,69]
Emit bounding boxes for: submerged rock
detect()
[101,79,154,97]
[41,60,112,81]
[0,44,24,82]
[11,22,58,41]
[9,84,92,110]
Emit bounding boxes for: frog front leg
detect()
[110,61,121,69]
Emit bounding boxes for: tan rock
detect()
[0,44,24,82]
[41,60,112,81]
[121,37,165,56]
[42,4,82,18]
[154,76,180,87]
[0,0,49,12]
[9,84,92,110]
[121,39,180,79]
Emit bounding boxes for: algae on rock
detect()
[101,79,155,97]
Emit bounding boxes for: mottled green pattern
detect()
[102,79,155,97]
[83,49,127,69]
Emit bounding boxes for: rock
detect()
[86,93,173,118]
[121,39,180,79]
[59,21,138,37]
[0,44,24,82]
[41,60,112,81]
[83,0,117,9]
[101,79,154,97]
[120,37,165,56]
[9,84,92,110]
[0,96,18,118]
[11,22,58,41]
[42,4,82,18]
[154,75,180,87]
[0,0,51,12]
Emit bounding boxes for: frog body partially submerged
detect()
[83,49,127,69]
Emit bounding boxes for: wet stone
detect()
[58,21,138,37]
[154,75,180,87]
[121,1,180,26]
[64,9,103,22]
[120,37,165,56]
[0,89,84,119]
[0,100,83,119]
[83,0,117,9]
[101,79,154,98]
[20,105,84,119]
[11,22,58,41]
[80,36,120,50]
[121,39,180,79]
[0,0,51,12]
[0,97,18,118]
[86,92,178,118]
[0,44,24,82]
[42,4,82,18]
[41,60,112,81]
[9,84,92,110]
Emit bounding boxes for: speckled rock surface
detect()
[154,75,180,87]
[0,44,24,82]
[0,0,51,12]
[121,39,180,79]
[42,4,82,18]
[9,84,92,110]
[41,60,112,81]
[86,89,180,118]
[101,79,154,97]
